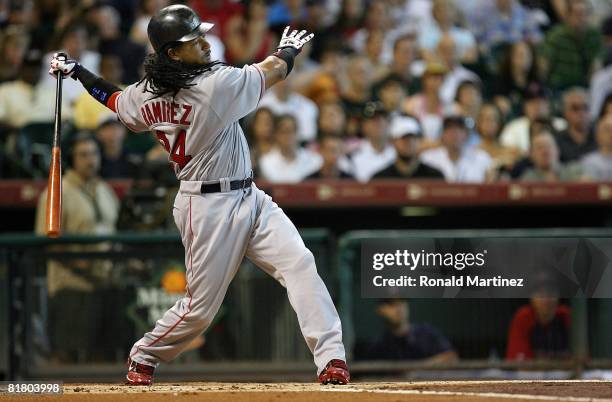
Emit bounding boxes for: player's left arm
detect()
[255,26,314,89]
[49,53,121,112]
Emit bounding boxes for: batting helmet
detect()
[147,5,214,54]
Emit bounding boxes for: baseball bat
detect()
[46,62,64,238]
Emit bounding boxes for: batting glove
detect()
[277,26,314,53]
[48,52,79,79]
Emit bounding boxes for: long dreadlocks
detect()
[137,51,224,98]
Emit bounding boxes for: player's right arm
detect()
[49,53,122,112]
[256,26,314,89]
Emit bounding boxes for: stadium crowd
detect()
[0,0,611,183]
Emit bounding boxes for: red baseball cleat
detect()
[318,359,350,385]
[125,358,155,386]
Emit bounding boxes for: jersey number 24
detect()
[155,130,192,170]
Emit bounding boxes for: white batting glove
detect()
[277,26,314,53]
[48,52,79,79]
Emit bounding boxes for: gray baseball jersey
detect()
[115,64,265,181]
[118,63,346,376]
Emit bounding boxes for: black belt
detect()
[200,177,253,194]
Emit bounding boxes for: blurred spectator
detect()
[500,82,566,153]
[377,34,419,93]
[247,107,275,177]
[555,87,596,162]
[73,54,124,131]
[364,29,387,79]
[225,0,274,65]
[258,114,322,182]
[365,299,458,363]
[520,129,586,181]
[541,0,603,92]
[301,41,345,104]
[190,0,245,41]
[598,92,612,119]
[0,25,30,83]
[330,0,365,42]
[372,115,444,179]
[350,0,393,64]
[40,22,101,118]
[267,0,308,29]
[476,103,521,173]
[588,15,612,120]
[95,114,138,179]
[421,115,493,182]
[372,75,407,118]
[306,135,353,179]
[259,79,318,143]
[469,0,543,53]
[340,55,374,136]
[130,0,169,53]
[581,114,612,181]
[93,5,146,84]
[34,133,119,362]
[0,49,41,130]
[349,101,395,182]
[452,81,483,134]
[404,62,448,143]
[317,101,347,138]
[506,293,570,360]
[302,0,337,62]
[436,34,482,107]
[419,0,477,65]
[494,41,542,119]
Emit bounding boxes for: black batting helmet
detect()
[147,5,214,54]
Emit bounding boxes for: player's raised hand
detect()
[277,26,314,53]
[48,52,79,79]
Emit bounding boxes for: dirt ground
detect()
[2,381,612,402]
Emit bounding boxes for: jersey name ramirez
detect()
[142,100,194,171]
[140,100,193,126]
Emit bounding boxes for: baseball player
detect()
[48,4,349,385]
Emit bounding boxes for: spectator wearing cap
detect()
[259,114,322,183]
[555,87,597,162]
[520,129,586,181]
[372,115,444,179]
[420,115,493,182]
[364,299,458,363]
[349,101,396,182]
[306,135,354,180]
[259,79,319,144]
[542,0,603,92]
[499,82,566,153]
[419,0,477,65]
[581,114,612,181]
[404,61,449,143]
[95,114,138,179]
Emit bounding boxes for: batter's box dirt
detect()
[2,381,611,402]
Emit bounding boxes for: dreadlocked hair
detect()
[137,51,225,98]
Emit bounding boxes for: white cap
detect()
[389,115,422,139]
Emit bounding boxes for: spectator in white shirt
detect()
[258,78,319,143]
[350,101,397,182]
[499,82,566,153]
[259,114,322,183]
[581,114,612,181]
[421,115,493,182]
